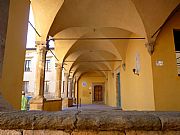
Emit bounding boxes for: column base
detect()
[29,96,46,111]
[73,97,76,104]
[62,98,73,108]
[44,98,62,111]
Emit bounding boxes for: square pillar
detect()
[68,78,73,98]
[72,79,76,104]
[64,73,69,98]
[55,62,62,99]
[63,73,73,108]
[53,62,63,110]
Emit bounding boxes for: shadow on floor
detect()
[62,104,122,111]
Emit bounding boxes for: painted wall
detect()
[152,11,180,111]
[78,72,106,104]
[0,0,10,77]
[0,0,30,109]
[106,71,117,107]
[120,34,155,111]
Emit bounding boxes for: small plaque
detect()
[82,82,87,87]
[156,60,164,66]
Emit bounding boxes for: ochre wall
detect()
[152,11,180,111]
[120,35,155,111]
[78,72,106,104]
[0,0,30,109]
[106,71,117,107]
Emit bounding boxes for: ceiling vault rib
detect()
[28,21,41,37]
[65,60,122,62]
[70,70,112,72]
[151,4,180,38]
[48,48,59,61]
[51,37,145,41]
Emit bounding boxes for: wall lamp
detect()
[133,68,139,76]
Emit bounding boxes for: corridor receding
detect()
[0,0,180,112]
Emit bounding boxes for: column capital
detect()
[145,40,155,55]
[35,41,47,52]
[64,72,69,77]
[35,41,46,46]
[68,78,73,82]
[55,62,62,69]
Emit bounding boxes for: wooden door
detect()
[94,85,103,101]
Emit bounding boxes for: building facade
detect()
[23,48,56,99]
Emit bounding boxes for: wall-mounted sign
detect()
[82,82,87,87]
[156,60,164,66]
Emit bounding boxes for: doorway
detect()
[94,85,103,102]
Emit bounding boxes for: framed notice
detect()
[82,82,87,87]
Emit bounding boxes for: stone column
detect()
[72,79,75,99]
[68,78,73,98]
[62,73,74,107]
[64,73,69,98]
[72,79,76,104]
[30,41,47,110]
[55,62,62,98]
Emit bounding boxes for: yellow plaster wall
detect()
[120,35,155,111]
[152,11,180,111]
[106,71,117,107]
[0,0,30,109]
[78,72,106,104]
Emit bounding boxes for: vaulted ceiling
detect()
[31,0,180,78]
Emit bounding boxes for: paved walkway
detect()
[63,104,121,111]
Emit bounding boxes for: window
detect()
[44,81,50,93]
[45,60,51,71]
[24,60,31,72]
[173,30,180,75]
[23,81,29,93]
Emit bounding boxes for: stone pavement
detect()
[63,104,119,111]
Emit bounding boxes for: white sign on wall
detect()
[156,60,164,66]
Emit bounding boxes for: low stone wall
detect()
[0,110,180,135]
[62,98,73,108]
[44,99,62,111]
